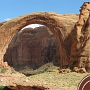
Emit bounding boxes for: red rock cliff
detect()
[70,2,90,72]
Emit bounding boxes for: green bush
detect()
[0,86,10,90]
[0,86,5,90]
[0,68,7,73]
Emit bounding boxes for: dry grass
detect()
[28,71,90,90]
[0,69,89,90]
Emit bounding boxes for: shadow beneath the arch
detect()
[64,28,76,68]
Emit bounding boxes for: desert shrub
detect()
[0,86,10,90]
[0,68,7,73]
[0,86,5,89]
[11,67,17,74]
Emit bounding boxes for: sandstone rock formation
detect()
[1,2,90,72]
[70,2,90,72]
[0,12,78,69]
[4,26,60,68]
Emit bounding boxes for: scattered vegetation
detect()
[0,68,7,73]
[11,67,17,74]
[0,67,18,74]
[0,63,89,90]
[0,86,5,90]
[28,71,89,90]
[18,62,59,75]
[0,86,10,90]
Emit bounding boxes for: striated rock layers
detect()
[4,26,60,68]
[70,2,90,72]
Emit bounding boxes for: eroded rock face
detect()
[0,12,78,69]
[70,2,90,72]
[4,26,60,68]
[0,2,90,73]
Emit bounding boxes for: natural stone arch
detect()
[0,12,68,68]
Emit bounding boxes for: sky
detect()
[0,0,89,23]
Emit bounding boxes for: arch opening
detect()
[4,24,60,74]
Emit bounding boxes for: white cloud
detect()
[20,24,44,32]
[22,24,43,30]
[4,18,11,21]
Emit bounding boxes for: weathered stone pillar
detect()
[70,2,90,72]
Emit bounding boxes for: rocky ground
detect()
[0,66,89,90]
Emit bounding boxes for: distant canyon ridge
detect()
[0,2,90,72]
